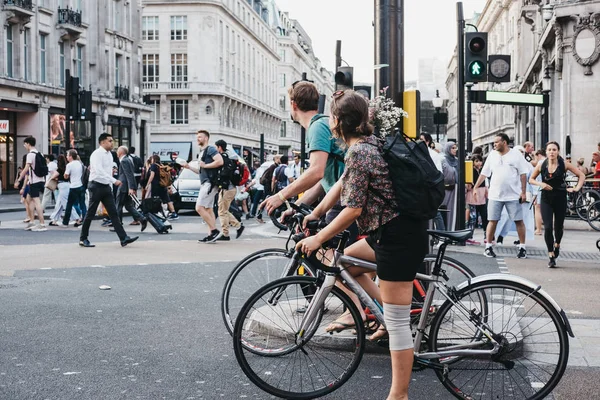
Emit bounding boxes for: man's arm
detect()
[201,153,223,169]
[295,182,325,207]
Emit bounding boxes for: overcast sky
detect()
[275,0,487,83]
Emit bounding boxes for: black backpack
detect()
[131,154,143,175]
[274,164,289,192]
[370,133,445,220]
[81,162,90,188]
[215,152,238,189]
[33,152,49,178]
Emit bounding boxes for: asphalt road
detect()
[1,210,599,399]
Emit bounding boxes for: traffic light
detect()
[67,76,80,120]
[465,32,488,83]
[488,55,511,83]
[334,66,353,91]
[354,85,372,100]
[79,90,92,120]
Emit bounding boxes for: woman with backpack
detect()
[529,141,585,268]
[145,155,179,220]
[296,89,428,400]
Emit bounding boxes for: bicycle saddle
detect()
[427,229,473,243]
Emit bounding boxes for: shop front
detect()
[105,115,132,149]
[48,108,96,165]
[0,112,17,192]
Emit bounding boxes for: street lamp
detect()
[432,90,444,142]
[542,67,551,145]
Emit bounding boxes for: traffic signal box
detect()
[465,160,473,184]
[335,66,354,91]
[465,32,488,83]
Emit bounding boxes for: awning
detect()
[150,142,192,162]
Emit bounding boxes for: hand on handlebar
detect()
[302,212,320,229]
[261,195,284,215]
[295,236,322,257]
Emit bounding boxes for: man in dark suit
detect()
[116,146,147,230]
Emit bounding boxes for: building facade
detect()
[276,12,334,155]
[141,0,284,166]
[0,0,151,192]
[446,0,600,162]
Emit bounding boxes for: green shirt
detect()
[307,114,346,193]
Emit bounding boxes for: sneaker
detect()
[517,247,527,259]
[168,213,179,220]
[466,239,481,246]
[208,231,223,243]
[554,246,560,258]
[101,220,112,227]
[484,247,496,258]
[199,230,220,243]
[24,223,36,231]
[215,235,230,241]
[60,223,69,228]
[548,257,557,268]
[256,216,265,224]
[245,214,252,220]
[32,224,48,232]
[513,240,520,246]
[496,235,504,245]
[236,224,245,239]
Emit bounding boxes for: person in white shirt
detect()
[472,133,530,259]
[41,155,58,213]
[420,134,443,173]
[61,149,87,227]
[290,154,301,183]
[14,136,47,231]
[78,133,139,248]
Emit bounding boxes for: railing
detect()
[114,85,130,101]
[57,7,83,27]
[2,0,34,10]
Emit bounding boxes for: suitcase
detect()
[130,194,173,234]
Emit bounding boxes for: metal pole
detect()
[466,83,473,153]
[456,2,466,231]
[260,133,264,164]
[435,115,440,143]
[299,72,308,172]
[542,93,549,145]
[65,69,71,151]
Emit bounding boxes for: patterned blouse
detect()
[340,135,399,234]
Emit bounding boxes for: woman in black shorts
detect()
[297,89,428,400]
[529,141,585,268]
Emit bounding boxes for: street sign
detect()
[468,90,549,107]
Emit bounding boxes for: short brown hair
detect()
[197,129,210,138]
[288,81,319,112]
[330,90,373,141]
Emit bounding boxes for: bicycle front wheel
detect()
[233,276,366,400]
[429,279,569,400]
[587,199,600,231]
[577,189,600,220]
[221,248,316,335]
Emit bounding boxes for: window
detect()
[59,42,65,87]
[206,103,213,115]
[142,54,159,87]
[170,100,188,124]
[39,34,47,83]
[113,0,121,31]
[75,45,83,85]
[24,30,29,81]
[280,121,287,137]
[142,16,159,40]
[170,16,187,40]
[115,54,120,86]
[150,100,160,124]
[279,95,286,111]
[171,53,187,86]
[280,73,286,88]
[6,25,13,78]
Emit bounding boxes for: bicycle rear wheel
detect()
[586,199,600,231]
[577,190,600,220]
[429,279,569,400]
[221,249,316,335]
[233,276,366,400]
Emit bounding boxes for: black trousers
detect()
[540,194,567,253]
[80,182,127,241]
[116,191,145,223]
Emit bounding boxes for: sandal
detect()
[325,311,365,333]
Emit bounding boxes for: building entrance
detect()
[0,113,17,193]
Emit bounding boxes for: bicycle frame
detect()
[295,247,503,361]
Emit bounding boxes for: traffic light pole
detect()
[374,0,404,109]
[466,83,473,153]
[65,69,71,150]
[456,2,466,231]
[300,72,308,171]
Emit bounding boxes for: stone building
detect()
[0,0,151,192]
[276,11,334,156]
[446,0,600,162]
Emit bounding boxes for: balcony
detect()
[2,0,35,24]
[57,7,84,38]
[115,85,130,101]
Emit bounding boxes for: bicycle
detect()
[221,203,477,336]
[233,228,573,400]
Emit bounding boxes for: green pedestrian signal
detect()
[469,61,485,77]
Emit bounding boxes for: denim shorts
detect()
[488,199,522,222]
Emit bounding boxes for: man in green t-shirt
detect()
[262,81,345,214]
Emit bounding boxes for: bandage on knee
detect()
[383,303,413,351]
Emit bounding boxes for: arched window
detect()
[205,104,213,115]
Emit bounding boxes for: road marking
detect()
[495,258,509,274]
[40,267,52,270]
